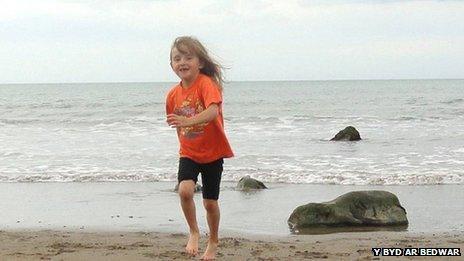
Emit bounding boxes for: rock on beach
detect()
[331,126,361,141]
[288,190,408,231]
[236,176,267,191]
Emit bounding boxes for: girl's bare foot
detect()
[185,232,200,256]
[200,240,218,260]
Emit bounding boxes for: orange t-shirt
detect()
[165,74,234,163]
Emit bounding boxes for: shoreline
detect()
[1,182,462,235]
[0,182,462,259]
[1,229,462,260]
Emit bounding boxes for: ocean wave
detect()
[0,169,462,185]
[389,116,419,121]
[0,119,42,124]
[386,116,446,122]
[228,115,376,124]
[441,98,464,105]
[0,172,167,183]
[228,116,283,124]
[222,171,463,185]
[84,102,105,108]
[2,101,164,110]
[0,152,24,157]
[0,116,163,126]
[133,102,165,107]
[450,109,464,116]
[29,101,76,109]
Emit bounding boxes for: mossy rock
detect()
[288,190,408,231]
[236,176,267,191]
[331,126,361,141]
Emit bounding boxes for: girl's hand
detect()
[167,114,191,128]
[166,104,218,128]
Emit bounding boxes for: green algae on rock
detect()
[288,190,408,232]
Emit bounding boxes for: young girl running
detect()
[165,36,234,260]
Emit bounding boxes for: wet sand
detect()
[0,182,462,259]
[1,182,462,234]
[1,230,462,260]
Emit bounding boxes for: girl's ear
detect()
[199,60,204,69]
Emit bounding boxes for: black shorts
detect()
[177,157,223,200]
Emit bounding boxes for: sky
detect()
[0,0,463,83]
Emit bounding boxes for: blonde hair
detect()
[170,36,225,91]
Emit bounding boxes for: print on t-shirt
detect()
[174,94,207,139]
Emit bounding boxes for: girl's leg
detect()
[201,199,220,260]
[178,180,200,256]
[199,158,223,260]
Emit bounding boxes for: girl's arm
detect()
[167,104,219,128]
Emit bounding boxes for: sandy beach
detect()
[2,0,464,258]
[0,182,462,260]
[0,230,462,260]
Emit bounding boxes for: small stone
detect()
[236,176,267,191]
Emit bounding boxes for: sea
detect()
[1,79,463,185]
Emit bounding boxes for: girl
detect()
[165,36,234,260]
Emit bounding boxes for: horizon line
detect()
[1,77,463,85]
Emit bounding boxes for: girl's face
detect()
[170,46,203,86]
